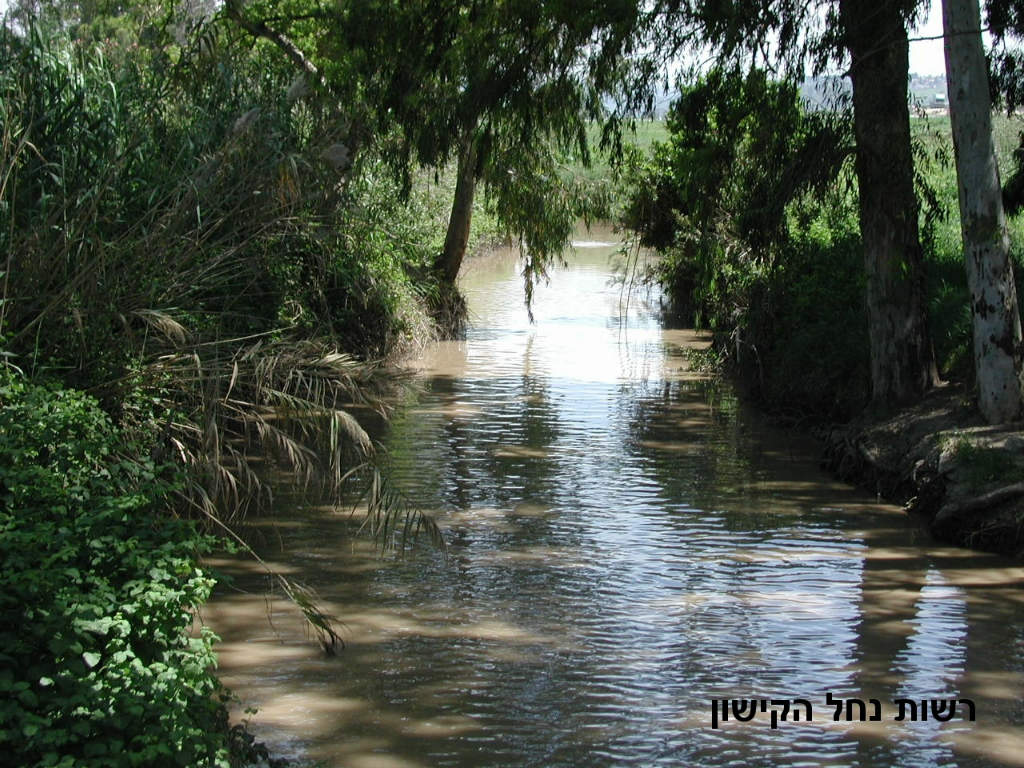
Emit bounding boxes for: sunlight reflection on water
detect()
[206,228,1024,768]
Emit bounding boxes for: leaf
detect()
[82,651,101,669]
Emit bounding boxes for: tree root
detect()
[934,481,1024,524]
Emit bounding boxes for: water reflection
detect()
[205,232,1024,767]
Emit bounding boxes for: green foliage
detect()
[0,18,446,723]
[622,67,1024,420]
[911,114,1024,381]
[296,0,632,169]
[258,163,438,356]
[223,0,640,295]
[621,68,866,417]
[0,14,447,387]
[0,14,451,500]
[758,204,870,416]
[0,369,235,767]
[485,133,613,309]
[624,69,850,313]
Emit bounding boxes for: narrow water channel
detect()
[205,233,1024,768]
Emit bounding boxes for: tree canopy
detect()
[222,0,642,291]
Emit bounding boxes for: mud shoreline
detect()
[821,383,1024,557]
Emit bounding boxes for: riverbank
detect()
[0,16,511,763]
[822,383,1024,557]
[0,370,284,767]
[202,241,1024,768]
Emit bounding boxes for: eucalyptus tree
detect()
[642,0,940,409]
[943,0,1024,423]
[223,0,640,289]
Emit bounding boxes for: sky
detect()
[908,2,949,76]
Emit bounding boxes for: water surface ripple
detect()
[206,236,1024,768]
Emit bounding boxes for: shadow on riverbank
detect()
[822,383,1024,557]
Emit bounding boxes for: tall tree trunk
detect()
[840,0,939,408]
[943,0,1024,423]
[435,136,478,285]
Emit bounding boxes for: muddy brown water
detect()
[204,234,1024,767]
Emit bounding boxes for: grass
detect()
[559,119,669,183]
[625,119,671,155]
[946,433,1024,490]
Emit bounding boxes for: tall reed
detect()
[1,15,445,642]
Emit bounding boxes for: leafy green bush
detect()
[0,18,456,529]
[0,16,450,391]
[0,370,233,767]
[621,74,1024,420]
[621,68,867,418]
[755,205,870,417]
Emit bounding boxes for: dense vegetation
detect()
[0,0,622,760]
[0,5,479,764]
[3,0,1024,763]
[0,370,231,767]
[618,78,1024,423]
[629,0,1024,424]
[621,71,1024,421]
[621,71,865,419]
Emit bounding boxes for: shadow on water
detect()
[204,229,1024,768]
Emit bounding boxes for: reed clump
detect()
[0,13,446,765]
[0,16,446,532]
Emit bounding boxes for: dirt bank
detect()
[821,383,1024,557]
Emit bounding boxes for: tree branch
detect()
[935,481,1024,523]
[908,26,990,44]
[224,0,325,88]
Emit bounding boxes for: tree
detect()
[437,134,478,284]
[838,0,939,406]
[639,0,938,409]
[943,0,1024,422]
[222,0,636,289]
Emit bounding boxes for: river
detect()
[204,233,1024,767]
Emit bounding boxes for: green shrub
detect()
[0,18,449,393]
[621,75,1024,420]
[913,114,1024,382]
[621,68,866,418]
[755,207,870,417]
[0,370,232,767]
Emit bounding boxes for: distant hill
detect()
[908,73,949,110]
[799,73,948,111]
[628,73,949,119]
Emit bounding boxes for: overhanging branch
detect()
[224,0,325,89]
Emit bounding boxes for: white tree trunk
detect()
[943,0,1024,423]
